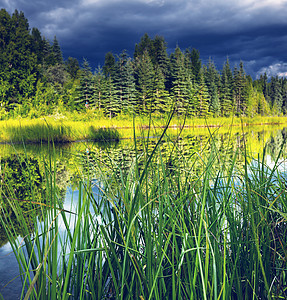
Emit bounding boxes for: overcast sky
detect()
[1,0,287,78]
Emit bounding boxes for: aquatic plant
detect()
[0,117,287,299]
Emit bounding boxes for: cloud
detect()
[1,0,287,76]
[257,62,287,78]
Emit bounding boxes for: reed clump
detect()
[1,114,287,144]
[88,126,120,142]
[0,119,287,299]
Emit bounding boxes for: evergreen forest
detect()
[1,8,287,120]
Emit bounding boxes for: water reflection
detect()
[0,125,286,298]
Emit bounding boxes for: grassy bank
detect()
[0,114,287,143]
[0,120,287,299]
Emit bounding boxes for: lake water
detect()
[0,124,286,299]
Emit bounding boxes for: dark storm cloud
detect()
[1,0,287,77]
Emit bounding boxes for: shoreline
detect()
[0,115,286,144]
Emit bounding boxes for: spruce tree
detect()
[103,76,119,118]
[103,52,116,78]
[270,76,283,114]
[233,61,248,116]
[42,37,55,66]
[75,59,94,109]
[205,59,220,117]
[31,27,43,64]
[281,78,287,114]
[194,69,210,117]
[191,48,201,84]
[1,9,38,108]
[125,58,137,114]
[94,65,106,110]
[114,51,136,114]
[52,36,63,65]
[220,58,233,116]
[153,66,172,114]
[65,57,80,80]
[170,46,191,115]
[151,35,169,77]
[135,50,155,114]
[134,33,153,60]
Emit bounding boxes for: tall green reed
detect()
[0,117,287,299]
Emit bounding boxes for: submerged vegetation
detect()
[0,116,287,299]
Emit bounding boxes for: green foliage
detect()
[65,57,80,80]
[1,124,287,299]
[233,62,248,115]
[52,36,63,65]
[74,59,95,108]
[220,58,234,116]
[113,51,137,115]
[190,48,202,83]
[191,69,210,117]
[170,46,193,115]
[0,155,42,201]
[93,66,106,110]
[135,49,155,113]
[88,126,120,141]
[103,51,116,77]
[0,155,44,246]
[0,10,286,120]
[270,76,283,114]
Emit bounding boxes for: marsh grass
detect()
[88,126,120,142]
[0,116,287,299]
[1,115,287,144]
[0,119,121,143]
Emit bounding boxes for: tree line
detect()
[1,9,287,119]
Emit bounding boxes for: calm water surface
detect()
[0,125,286,298]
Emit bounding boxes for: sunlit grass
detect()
[0,114,287,299]
[0,114,287,144]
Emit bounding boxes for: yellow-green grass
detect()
[1,121,287,299]
[0,114,287,143]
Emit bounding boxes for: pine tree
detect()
[151,35,169,77]
[0,9,11,107]
[281,78,287,114]
[0,9,11,50]
[220,58,233,116]
[45,63,68,87]
[233,61,248,116]
[184,48,192,73]
[103,76,119,118]
[114,51,136,114]
[261,73,270,103]
[270,76,283,114]
[135,50,155,114]
[65,57,80,80]
[170,47,191,115]
[125,58,137,114]
[94,65,106,110]
[194,69,210,117]
[153,66,172,114]
[75,59,94,109]
[134,33,153,60]
[52,36,63,65]
[31,27,43,64]
[246,83,270,117]
[103,52,116,78]
[191,48,201,84]
[205,59,220,117]
[1,9,38,107]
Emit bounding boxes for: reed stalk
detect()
[0,116,286,299]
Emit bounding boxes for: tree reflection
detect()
[0,155,44,247]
